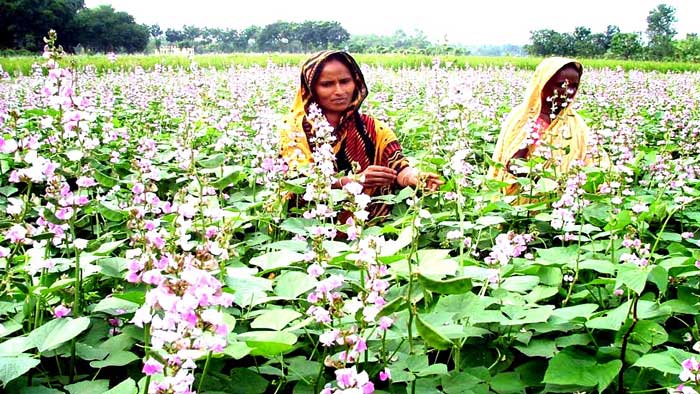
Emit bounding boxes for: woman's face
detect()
[313,59,356,116]
[541,66,580,116]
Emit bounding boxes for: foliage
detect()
[3,53,700,78]
[0,0,84,51]
[526,4,699,62]
[646,3,678,60]
[72,5,149,53]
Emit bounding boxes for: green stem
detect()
[197,351,213,393]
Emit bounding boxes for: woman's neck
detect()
[325,112,342,128]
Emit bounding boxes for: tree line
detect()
[0,1,149,54]
[1,1,697,61]
[526,4,700,61]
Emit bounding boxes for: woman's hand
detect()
[397,167,444,192]
[359,165,397,188]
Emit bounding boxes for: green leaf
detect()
[555,333,591,348]
[597,360,623,392]
[500,275,539,293]
[223,341,252,360]
[104,378,138,394]
[89,351,139,368]
[92,239,127,255]
[543,350,599,387]
[19,386,63,394]
[238,331,297,357]
[514,339,558,358]
[617,263,647,295]
[199,153,226,168]
[660,232,682,242]
[534,246,580,266]
[94,169,118,188]
[475,215,506,227]
[415,363,449,377]
[286,357,321,381]
[550,303,599,322]
[228,368,269,394]
[76,343,110,361]
[249,250,304,271]
[225,275,272,308]
[633,350,686,374]
[28,317,91,353]
[441,371,484,393]
[0,355,39,387]
[416,313,453,350]
[524,286,558,303]
[491,372,526,394]
[416,249,458,277]
[418,274,472,295]
[64,380,110,394]
[250,309,302,331]
[648,265,668,293]
[579,259,616,274]
[274,271,316,299]
[212,165,246,188]
[92,297,140,315]
[96,202,127,222]
[279,218,313,236]
[96,257,129,278]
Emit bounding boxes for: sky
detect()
[83,0,700,46]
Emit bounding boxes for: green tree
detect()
[72,5,149,53]
[0,0,84,51]
[148,24,162,38]
[527,29,575,56]
[164,28,184,44]
[608,32,643,59]
[573,26,595,57]
[646,3,677,60]
[674,33,700,62]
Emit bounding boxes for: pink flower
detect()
[53,305,71,318]
[76,176,97,187]
[631,202,648,214]
[142,358,163,376]
[378,316,393,331]
[379,368,391,382]
[679,357,699,382]
[6,224,28,243]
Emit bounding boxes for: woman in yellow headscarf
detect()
[489,57,605,197]
[281,50,442,218]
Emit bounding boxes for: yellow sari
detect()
[489,57,592,196]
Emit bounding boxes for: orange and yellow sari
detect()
[280,50,409,217]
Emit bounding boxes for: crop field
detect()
[0,49,699,394]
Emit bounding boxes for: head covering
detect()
[489,57,589,195]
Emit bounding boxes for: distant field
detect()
[2,52,700,75]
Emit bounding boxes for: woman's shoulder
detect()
[360,114,393,133]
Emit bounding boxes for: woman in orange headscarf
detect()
[489,57,607,197]
[281,50,442,218]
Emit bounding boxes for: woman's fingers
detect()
[422,172,444,191]
[361,165,397,186]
